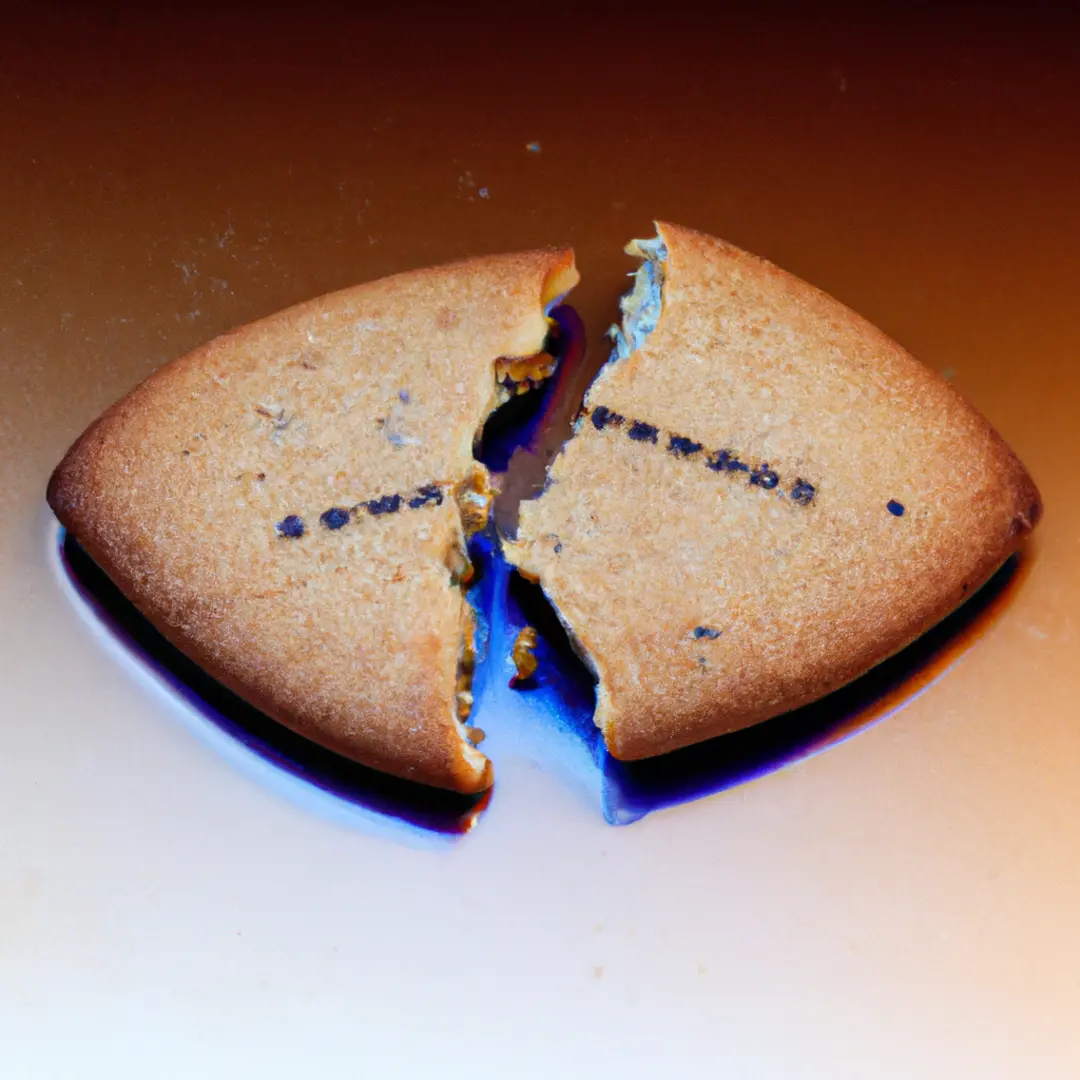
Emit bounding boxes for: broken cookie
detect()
[48,225,1041,799]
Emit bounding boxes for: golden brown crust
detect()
[511,222,1041,760]
[49,247,578,792]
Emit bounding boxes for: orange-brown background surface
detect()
[2,7,1078,1077]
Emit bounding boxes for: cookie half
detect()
[49,248,579,792]
[508,222,1040,760]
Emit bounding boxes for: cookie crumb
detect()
[509,626,539,687]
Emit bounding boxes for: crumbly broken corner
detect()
[454,461,496,538]
[608,235,667,363]
[495,350,558,396]
[449,310,570,747]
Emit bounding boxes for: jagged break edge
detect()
[508,227,670,744]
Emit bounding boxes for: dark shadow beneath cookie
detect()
[59,531,487,836]
[478,304,587,475]
[604,556,1025,822]
[507,556,1025,824]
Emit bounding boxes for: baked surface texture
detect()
[509,223,1041,760]
[49,248,578,792]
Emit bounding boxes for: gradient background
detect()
[2,6,1078,1077]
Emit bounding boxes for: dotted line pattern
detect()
[586,405,818,506]
[274,483,446,539]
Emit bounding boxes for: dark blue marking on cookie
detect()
[587,409,821,508]
[668,434,703,458]
[585,408,821,509]
[591,405,625,431]
[408,484,444,509]
[707,449,749,473]
[365,494,403,516]
[750,463,780,490]
[275,515,305,539]
[887,500,905,517]
[320,507,351,530]
[628,420,659,444]
[693,626,722,640]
